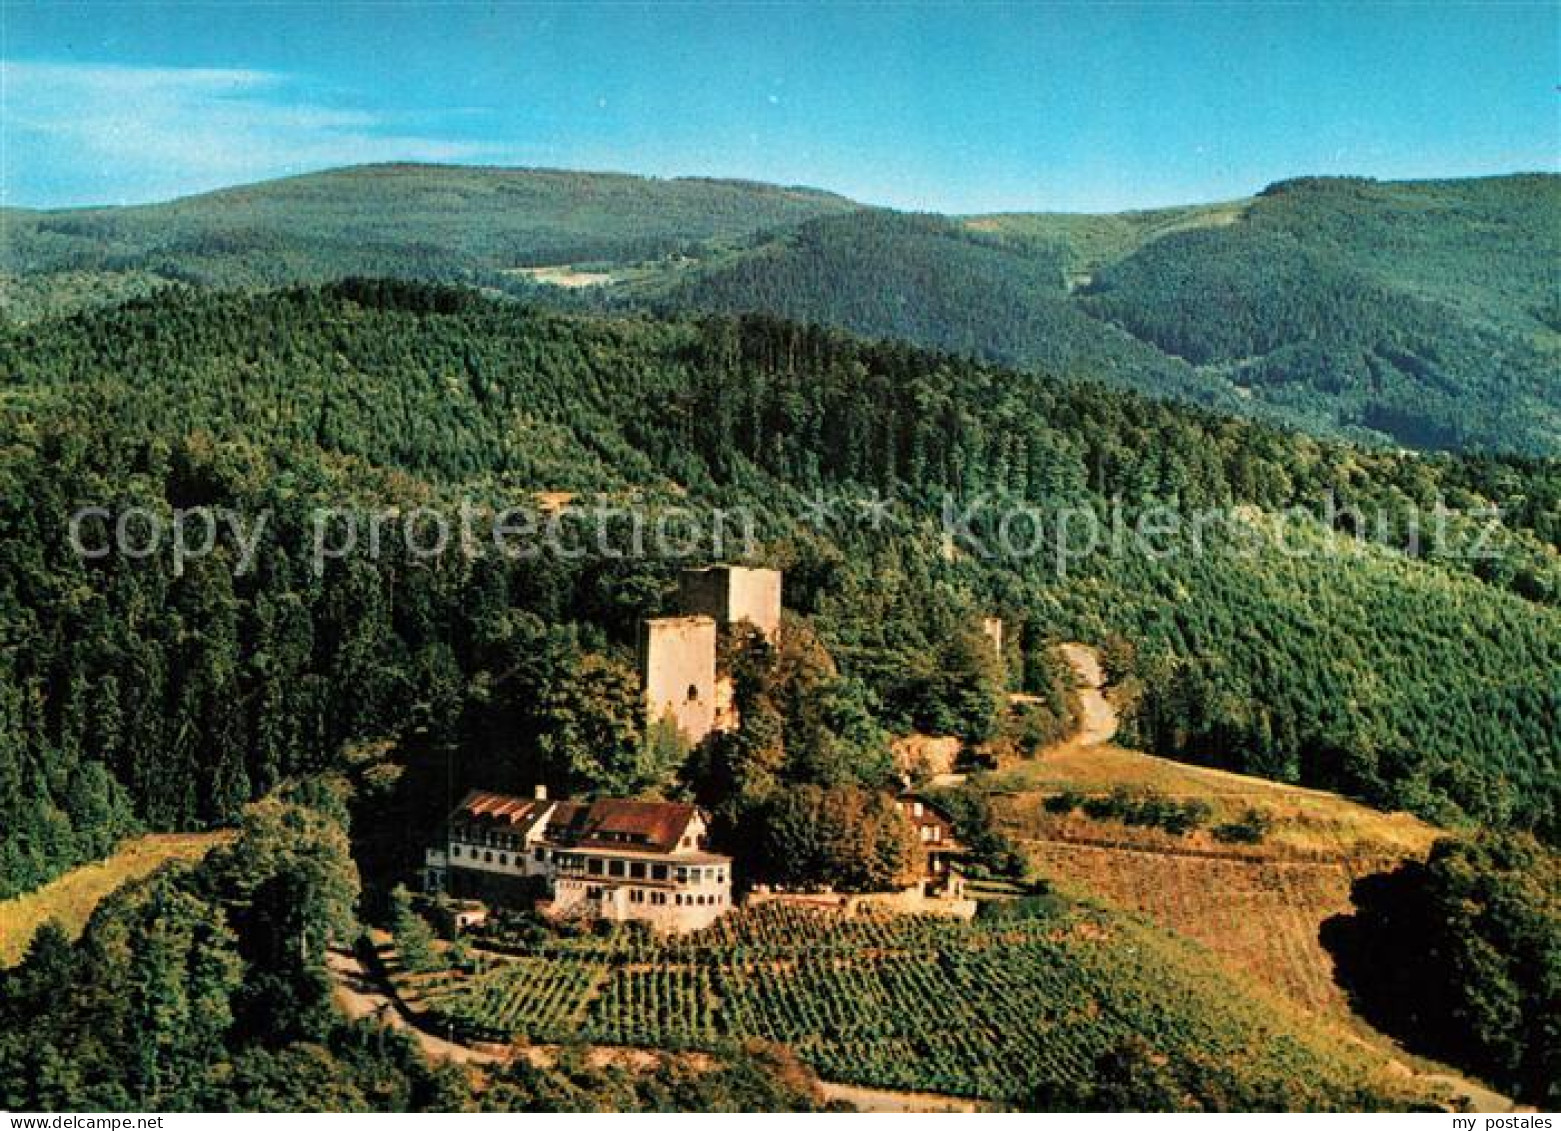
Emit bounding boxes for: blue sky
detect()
[3,1,1557,212]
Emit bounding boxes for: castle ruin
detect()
[641,565,784,745]
[679,565,783,643]
[640,615,718,743]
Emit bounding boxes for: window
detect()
[686,683,700,702]
[498,853,508,866]
[651,864,668,881]
[630,862,646,879]
[608,859,625,877]
[675,894,684,906]
[587,858,603,876]
[451,846,461,858]
[630,889,643,904]
[484,850,493,863]
[534,848,546,861]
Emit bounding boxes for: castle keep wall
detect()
[679,566,782,642]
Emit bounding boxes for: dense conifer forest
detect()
[2,281,1557,902]
[7,166,1556,455]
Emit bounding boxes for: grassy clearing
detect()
[990,737,1440,861]
[0,832,231,966]
[507,265,615,288]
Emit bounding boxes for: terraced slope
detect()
[398,902,1416,1109]
[987,646,1439,1012]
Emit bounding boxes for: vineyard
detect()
[981,652,1435,1016]
[397,902,1409,1108]
[1021,840,1371,1013]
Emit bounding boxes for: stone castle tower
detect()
[640,615,718,744]
[641,566,783,744]
[981,616,1003,658]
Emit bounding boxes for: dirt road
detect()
[1058,641,1118,745]
[329,949,512,1065]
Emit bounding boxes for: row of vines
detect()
[399,904,1396,1106]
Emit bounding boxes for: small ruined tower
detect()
[981,617,1004,658]
[679,566,783,643]
[640,615,719,744]
[640,566,784,746]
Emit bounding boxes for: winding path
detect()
[1058,642,1119,746]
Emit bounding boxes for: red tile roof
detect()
[451,790,551,835]
[447,791,704,854]
[544,798,700,854]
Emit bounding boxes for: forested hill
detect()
[661,175,1561,454]
[5,166,1557,455]
[0,163,858,310]
[2,281,1558,898]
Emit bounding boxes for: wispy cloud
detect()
[1,60,502,206]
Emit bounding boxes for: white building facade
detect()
[425,789,733,932]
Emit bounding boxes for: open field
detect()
[391,902,1416,1108]
[992,746,1440,861]
[507,265,615,288]
[0,832,231,966]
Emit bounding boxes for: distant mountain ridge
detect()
[3,163,1557,455]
